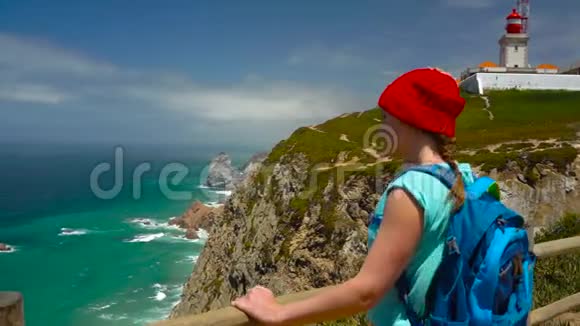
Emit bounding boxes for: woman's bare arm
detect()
[232,188,424,326]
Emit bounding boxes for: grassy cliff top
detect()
[457,90,580,148]
[266,90,580,169]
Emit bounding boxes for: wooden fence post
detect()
[0,292,24,326]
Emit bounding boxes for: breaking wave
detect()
[58,228,90,236]
[124,233,165,243]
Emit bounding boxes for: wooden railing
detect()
[1,236,578,326]
[151,235,580,326]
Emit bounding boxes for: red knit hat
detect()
[378,68,465,137]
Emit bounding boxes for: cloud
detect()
[0,83,72,104]
[0,34,357,136]
[123,80,358,122]
[0,33,117,78]
[444,0,497,8]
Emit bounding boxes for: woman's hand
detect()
[232,285,285,325]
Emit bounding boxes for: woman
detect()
[232,68,475,326]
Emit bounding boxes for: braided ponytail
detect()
[431,133,465,211]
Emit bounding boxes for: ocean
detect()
[0,143,252,326]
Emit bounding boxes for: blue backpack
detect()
[371,164,536,326]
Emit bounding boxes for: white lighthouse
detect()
[459,0,580,94]
[499,9,529,68]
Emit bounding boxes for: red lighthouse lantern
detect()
[506,8,523,34]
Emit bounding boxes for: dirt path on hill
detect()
[308,126,326,133]
[339,134,351,142]
[363,147,381,159]
[480,95,494,120]
[458,138,579,156]
[313,148,392,172]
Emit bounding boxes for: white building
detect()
[460,73,580,94]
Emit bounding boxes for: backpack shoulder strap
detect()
[467,176,500,200]
[392,164,457,325]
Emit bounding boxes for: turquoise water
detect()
[0,144,250,325]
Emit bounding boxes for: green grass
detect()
[456,90,580,149]
[265,90,580,170]
[528,143,578,171]
[495,142,535,152]
[316,110,384,145]
[267,126,365,166]
[290,197,309,217]
[457,144,578,175]
[537,142,554,149]
[533,213,580,309]
[457,151,520,172]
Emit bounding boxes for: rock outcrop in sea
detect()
[169,201,223,239]
[0,243,12,252]
[204,152,267,191]
[204,153,241,190]
[170,103,580,319]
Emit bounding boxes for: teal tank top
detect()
[367,162,475,326]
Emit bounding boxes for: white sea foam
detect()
[197,185,211,189]
[213,190,232,196]
[188,255,199,263]
[168,235,205,244]
[178,255,200,264]
[0,245,16,254]
[128,217,152,224]
[197,228,209,240]
[98,313,128,321]
[150,283,169,301]
[58,228,89,236]
[125,233,165,243]
[157,222,182,231]
[98,314,114,320]
[200,187,233,196]
[168,285,182,299]
[132,284,184,325]
[173,228,209,243]
[127,217,183,231]
[204,201,224,208]
[153,291,167,301]
[89,302,116,311]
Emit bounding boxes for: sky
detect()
[0,0,578,150]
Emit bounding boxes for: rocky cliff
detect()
[170,91,580,319]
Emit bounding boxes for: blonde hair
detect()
[431,133,465,211]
